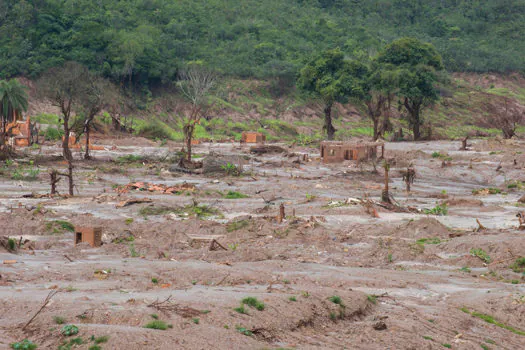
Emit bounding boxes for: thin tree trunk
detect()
[62,117,74,196]
[185,123,195,162]
[84,123,91,159]
[384,168,389,194]
[68,162,74,196]
[373,118,379,141]
[186,128,192,162]
[324,103,335,140]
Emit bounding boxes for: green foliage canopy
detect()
[0,0,523,89]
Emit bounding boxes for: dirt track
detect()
[1,138,525,349]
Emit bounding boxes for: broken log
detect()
[116,198,153,208]
[209,239,228,251]
[475,218,486,232]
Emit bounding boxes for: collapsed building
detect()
[320,141,385,164]
[3,114,37,147]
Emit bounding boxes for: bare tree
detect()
[80,74,114,159]
[38,62,89,196]
[177,65,216,163]
[485,97,524,139]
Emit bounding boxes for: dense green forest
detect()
[1,0,524,89]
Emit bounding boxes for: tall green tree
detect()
[0,79,29,150]
[377,38,444,140]
[298,48,367,140]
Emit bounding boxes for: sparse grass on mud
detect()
[470,248,492,264]
[423,204,448,216]
[222,190,249,199]
[45,220,75,234]
[226,219,250,232]
[510,257,525,273]
[144,320,172,330]
[461,307,525,336]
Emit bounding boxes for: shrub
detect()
[117,154,144,163]
[470,248,492,264]
[43,127,64,141]
[221,162,240,176]
[510,257,525,273]
[367,295,377,304]
[236,326,253,336]
[241,297,265,311]
[233,305,247,314]
[61,324,79,336]
[223,191,248,199]
[94,336,109,344]
[46,220,75,234]
[424,204,448,216]
[53,316,66,324]
[136,122,172,140]
[328,295,342,305]
[144,320,171,330]
[10,340,37,350]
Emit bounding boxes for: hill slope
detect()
[1,0,524,87]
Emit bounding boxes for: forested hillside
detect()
[1,0,524,89]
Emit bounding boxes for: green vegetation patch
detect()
[241,297,265,311]
[416,237,442,246]
[470,248,492,264]
[423,204,448,216]
[61,324,79,336]
[472,188,502,195]
[329,295,342,305]
[226,219,250,232]
[45,220,75,234]
[510,257,525,273]
[10,340,37,350]
[236,326,253,336]
[144,320,172,330]
[222,191,249,199]
[461,307,525,336]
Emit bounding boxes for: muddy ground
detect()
[1,137,525,349]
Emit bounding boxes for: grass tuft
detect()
[144,320,171,330]
[470,248,492,264]
[241,297,265,311]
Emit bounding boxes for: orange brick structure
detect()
[241,131,266,144]
[320,141,385,164]
[6,116,35,147]
[63,133,105,150]
[74,226,102,247]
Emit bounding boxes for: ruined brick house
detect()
[75,226,102,247]
[5,115,37,147]
[320,141,385,164]
[241,131,266,144]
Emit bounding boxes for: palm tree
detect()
[0,79,29,149]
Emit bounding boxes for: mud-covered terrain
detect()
[1,137,525,349]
